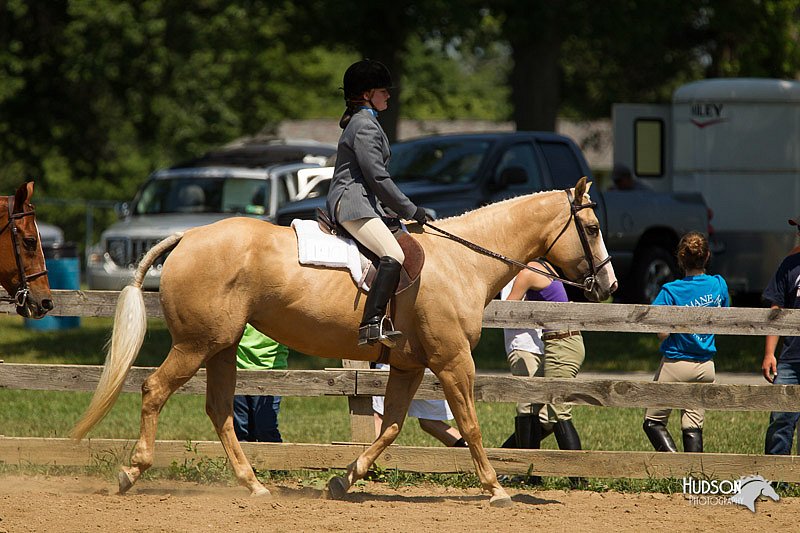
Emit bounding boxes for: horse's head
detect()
[544,177,618,302]
[0,182,53,318]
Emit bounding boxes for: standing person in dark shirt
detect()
[763,216,800,455]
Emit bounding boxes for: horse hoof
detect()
[490,495,513,508]
[250,486,271,498]
[327,476,349,500]
[117,469,134,495]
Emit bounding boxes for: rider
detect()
[326,59,429,347]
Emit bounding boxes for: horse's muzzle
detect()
[16,298,53,319]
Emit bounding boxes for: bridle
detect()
[423,188,612,292]
[0,195,48,307]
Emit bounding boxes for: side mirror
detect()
[491,166,528,190]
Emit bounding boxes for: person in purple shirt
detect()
[501,258,586,485]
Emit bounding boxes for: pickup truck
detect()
[275,132,710,303]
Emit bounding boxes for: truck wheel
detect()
[630,245,677,303]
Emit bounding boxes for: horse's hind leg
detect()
[119,346,204,494]
[204,347,269,496]
[328,366,424,499]
[436,353,512,508]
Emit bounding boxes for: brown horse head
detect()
[0,182,53,318]
[542,177,617,302]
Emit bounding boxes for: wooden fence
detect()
[3,289,800,481]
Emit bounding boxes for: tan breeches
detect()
[507,333,585,421]
[644,358,716,430]
[340,217,404,263]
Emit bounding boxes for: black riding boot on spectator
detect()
[554,419,588,489]
[358,256,403,347]
[500,414,541,484]
[682,428,703,453]
[643,419,678,452]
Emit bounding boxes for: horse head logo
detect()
[729,475,780,512]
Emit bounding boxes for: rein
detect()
[0,195,48,307]
[422,189,611,292]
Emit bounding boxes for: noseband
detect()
[423,189,612,292]
[0,195,48,308]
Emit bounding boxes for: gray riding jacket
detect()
[326,109,417,224]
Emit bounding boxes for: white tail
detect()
[70,233,183,440]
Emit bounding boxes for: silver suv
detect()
[86,162,333,290]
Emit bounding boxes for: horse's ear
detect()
[13,182,33,213]
[573,176,587,202]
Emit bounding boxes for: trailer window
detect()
[634,119,664,177]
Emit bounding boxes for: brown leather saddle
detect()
[315,208,424,294]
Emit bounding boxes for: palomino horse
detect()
[71,177,616,507]
[0,182,52,318]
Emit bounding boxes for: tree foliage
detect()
[0,0,798,245]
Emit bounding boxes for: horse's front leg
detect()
[327,366,424,499]
[436,354,512,508]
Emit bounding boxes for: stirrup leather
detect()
[358,316,402,348]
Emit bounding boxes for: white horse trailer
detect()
[613,78,800,297]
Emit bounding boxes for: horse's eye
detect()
[586,225,599,236]
[23,237,37,251]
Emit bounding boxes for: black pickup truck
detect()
[275,132,709,303]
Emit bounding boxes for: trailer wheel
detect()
[629,245,678,303]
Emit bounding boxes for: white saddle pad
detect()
[291,219,369,287]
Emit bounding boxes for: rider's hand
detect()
[413,206,431,225]
[762,353,778,383]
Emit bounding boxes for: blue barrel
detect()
[25,242,81,330]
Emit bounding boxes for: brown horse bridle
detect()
[423,188,612,292]
[0,195,48,307]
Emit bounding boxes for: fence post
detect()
[342,359,374,443]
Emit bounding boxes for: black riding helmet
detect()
[342,59,393,101]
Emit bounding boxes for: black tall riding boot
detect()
[643,419,678,452]
[554,419,587,488]
[515,413,542,449]
[358,256,402,347]
[499,414,541,484]
[682,428,703,453]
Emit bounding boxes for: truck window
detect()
[389,139,489,184]
[634,119,664,177]
[493,143,544,190]
[539,141,585,189]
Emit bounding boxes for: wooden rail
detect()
[3,437,800,481]
[3,289,800,335]
[2,363,798,411]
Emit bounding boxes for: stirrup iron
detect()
[358,316,402,348]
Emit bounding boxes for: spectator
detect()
[762,216,800,455]
[500,259,586,486]
[643,232,729,453]
[609,163,650,191]
[233,323,288,442]
[372,364,467,447]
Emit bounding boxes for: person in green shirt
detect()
[233,323,289,442]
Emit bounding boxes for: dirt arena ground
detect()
[0,474,796,532]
